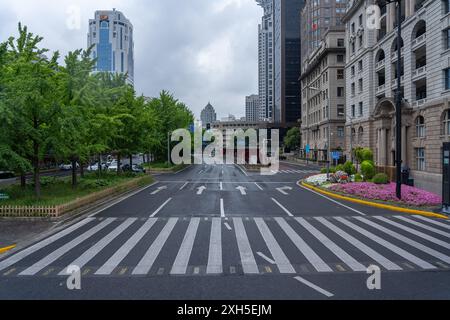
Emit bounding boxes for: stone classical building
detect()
[343,0,450,194]
[300,27,347,159]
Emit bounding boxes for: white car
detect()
[87,163,108,172]
[107,160,120,171]
[59,163,79,171]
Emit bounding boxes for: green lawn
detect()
[0,173,153,206]
[144,162,188,172]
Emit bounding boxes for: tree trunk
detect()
[80,161,84,178]
[98,154,102,177]
[130,154,133,167]
[117,153,121,175]
[142,154,145,164]
[71,157,77,189]
[20,173,26,189]
[33,140,41,198]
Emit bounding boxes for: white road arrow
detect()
[151,186,167,195]
[197,186,207,195]
[276,186,293,195]
[236,186,247,195]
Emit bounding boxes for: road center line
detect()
[294,276,334,298]
[271,198,293,217]
[179,182,189,190]
[220,199,225,218]
[299,185,366,216]
[150,198,172,217]
[257,252,276,265]
[220,182,223,190]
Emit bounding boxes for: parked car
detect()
[59,163,80,171]
[107,160,120,171]
[0,171,15,179]
[122,164,146,173]
[86,163,108,172]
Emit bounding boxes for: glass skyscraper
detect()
[87,9,134,85]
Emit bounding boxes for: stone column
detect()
[377,129,381,165]
[388,3,396,33]
[401,126,407,168]
[380,128,387,166]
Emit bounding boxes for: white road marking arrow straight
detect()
[236,186,247,195]
[151,186,167,195]
[276,186,293,195]
[197,186,207,195]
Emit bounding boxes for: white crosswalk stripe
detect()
[20,218,115,276]
[0,218,94,273]
[2,215,449,278]
[95,218,157,275]
[133,218,178,275]
[413,216,450,230]
[316,217,402,271]
[59,218,137,276]
[394,216,450,239]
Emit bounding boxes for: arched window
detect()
[376,49,385,63]
[412,20,426,39]
[415,116,425,138]
[391,37,404,53]
[443,109,450,136]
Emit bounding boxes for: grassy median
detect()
[0,172,154,207]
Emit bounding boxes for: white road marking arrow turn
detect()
[236,186,247,195]
[151,186,167,195]
[197,186,207,195]
[276,186,293,195]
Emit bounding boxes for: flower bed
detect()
[329,182,441,207]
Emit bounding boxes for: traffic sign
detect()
[332,151,341,160]
[0,193,10,200]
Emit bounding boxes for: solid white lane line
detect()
[394,216,450,238]
[235,164,248,177]
[179,182,189,190]
[20,218,115,276]
[271,198,293,217]
[95,218,157,275]
[220,199,225,218]
[355,217,450,264]
[254,183,263,191]
[299,185,366,216]
[207,218,223,274]
[224,222,232,231]
[254,218,296,274]
[59,218,137,275]
[171,218,200,275]
[335,217,436,270]
[220,182,223,190]
[133,218,178,275]
[296,217,366,272]
[233,218,259,274]
[315,217,402,271]
[275,218,332,272]
[257,252,276,265]
[413,216,450,230]
[294,276,334,298]
[374,216,450,249]
[0,218,94,272]
[151,186,167,195]
[150,198,172,218]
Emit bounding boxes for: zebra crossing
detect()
[1,214,449,278]
[272,169,318,175]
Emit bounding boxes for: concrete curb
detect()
[0,245,16,254]
[299,181,448,220]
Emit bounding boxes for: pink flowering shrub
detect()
[329,182,442,207]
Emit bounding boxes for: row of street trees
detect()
[0,24,194,197]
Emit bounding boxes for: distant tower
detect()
[87,9,134,85]
[246,95,260,122]
[200,102,217,128]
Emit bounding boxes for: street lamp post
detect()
[386,0,403,199]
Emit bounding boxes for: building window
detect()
[415,116,425,138]
[351,104,356,117]
[351,83,355,96]
[445,0,450,14]
[337,54,344,63]
[446,68,450,90]
[351,22,355,33]
[337,105,345,117]
[443,109,450,135]
[351,66,355,77]
[351,42,355,54]
[358,102,363,117]
[415,148,425,171]
[337,38,345,47]
[337,127,345,137]
[358,127,364,143]
[358,60,363,72]
[337,87,344,97]
[337,69,344,80]
[359,34,363,48]
[358,79,363,92]
[445,29,450,49]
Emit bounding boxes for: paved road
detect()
[0,163,450,299]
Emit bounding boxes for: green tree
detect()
[284,127,301,151]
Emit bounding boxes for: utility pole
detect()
[167,131,172,166]
[327,97,331,179]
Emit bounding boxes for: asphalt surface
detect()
[0,162,450,300]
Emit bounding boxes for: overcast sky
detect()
[0,0,261,119]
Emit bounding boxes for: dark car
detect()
[0,171,15,179]
[122,164,146,173]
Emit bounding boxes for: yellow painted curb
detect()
[0,245,16,254]
[299,181,449,220]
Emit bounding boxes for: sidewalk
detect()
[0,219,55,252]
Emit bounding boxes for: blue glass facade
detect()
[97,21,112,71]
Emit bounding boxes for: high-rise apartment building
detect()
[300,0,348,66]
[87,9,134,85]
[273,0,305,126]
[256,0,274,122]
[246,94,260,122]
[343,0,450,194]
